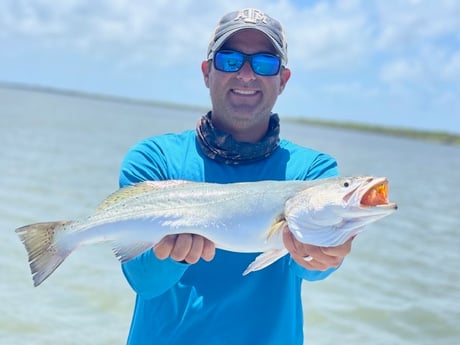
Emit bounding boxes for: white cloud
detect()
[442,52,460,80]
[380,59,423,83]
[375,0,460,51]
[281,0,373,70]
[2,0,458,71]
[316,80,378,101]
[0,0,216,65]
[0,0,459,132]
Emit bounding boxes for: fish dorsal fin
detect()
[95,180,192,213]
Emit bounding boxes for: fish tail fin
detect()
[15,221,73,287]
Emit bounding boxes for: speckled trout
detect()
[16,176,397,287]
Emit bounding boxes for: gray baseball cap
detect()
[207,8,288,66]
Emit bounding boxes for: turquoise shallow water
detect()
[1,86,459,345]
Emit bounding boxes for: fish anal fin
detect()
[112,241,154,263]
[96,180,192,214]
[242,248,288,276]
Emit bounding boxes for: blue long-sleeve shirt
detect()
[119,129,339,345]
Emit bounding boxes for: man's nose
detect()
[236,61,256,82]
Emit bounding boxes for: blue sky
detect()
[1,0,459,134]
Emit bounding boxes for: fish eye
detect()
[343,181,350,187]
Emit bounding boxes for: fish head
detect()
[285,176,398,246]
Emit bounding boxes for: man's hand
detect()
[154,234,216,264]
[282,226,354,271]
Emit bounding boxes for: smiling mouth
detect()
[232,89,258,96]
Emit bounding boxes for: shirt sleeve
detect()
[122,250,189,299]
[306,152,339,180]
[119,139,190,298]
[119,139,170,186]
[290,257,338,281]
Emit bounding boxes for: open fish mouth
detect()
[360,177,396,208]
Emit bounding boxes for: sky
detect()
[1,0,459,134]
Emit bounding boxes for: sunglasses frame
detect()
[213,49,282,76]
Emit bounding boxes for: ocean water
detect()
[1,86,459,345]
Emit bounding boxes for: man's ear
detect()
[201,60,210,88]
[279,67,291,94]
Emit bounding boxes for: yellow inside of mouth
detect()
[361,182,389,206]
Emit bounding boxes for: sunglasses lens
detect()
[214,51,244,73]
[252,54,281,76]
[214,50,281,76]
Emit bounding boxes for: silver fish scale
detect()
[75,180,309,233]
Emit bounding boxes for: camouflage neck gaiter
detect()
[196,111,280,165]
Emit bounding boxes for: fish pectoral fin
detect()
[242,248,288,276]
[112,241,154,263]
[266,214,286,240]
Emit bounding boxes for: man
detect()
[119,8,353,345]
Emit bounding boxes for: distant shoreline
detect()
[285,118,460,146]
[0,81,208,113]
[2,81,459,146]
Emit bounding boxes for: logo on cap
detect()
[234,8,269,25]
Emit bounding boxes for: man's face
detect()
[202,29,291,142]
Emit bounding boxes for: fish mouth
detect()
[359,177,397,209]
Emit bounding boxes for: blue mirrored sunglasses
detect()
[213,50,281,76]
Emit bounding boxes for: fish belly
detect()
[88,210,284,255]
